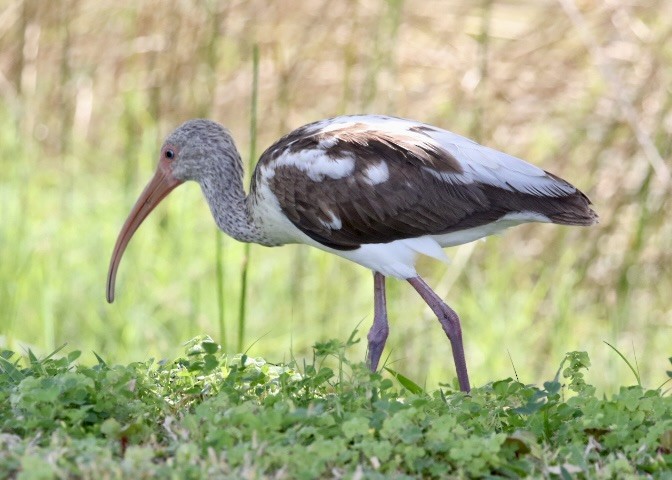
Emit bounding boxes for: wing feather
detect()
[254,115,597,249]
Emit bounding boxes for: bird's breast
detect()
[249,173,315,247]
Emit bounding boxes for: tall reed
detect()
[237,45,260,352]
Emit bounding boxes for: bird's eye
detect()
[165,149,175,159]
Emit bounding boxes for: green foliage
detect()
[1,338,671,478]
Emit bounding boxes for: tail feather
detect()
[544,189,598,226]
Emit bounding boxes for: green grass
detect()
[1,337,671,478]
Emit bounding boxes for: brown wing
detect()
[254,116,596,250]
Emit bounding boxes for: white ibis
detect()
[106,115,597,392]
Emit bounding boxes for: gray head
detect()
[163,119,240,183]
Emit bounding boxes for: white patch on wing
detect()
[307,114,577,198]
[259,164,275,179]
[318,211,342,230]
[362,161,389,185]
[426,134,576,197]
[318,136,339,148]
[419,143,577,197]
[271,149,355,181]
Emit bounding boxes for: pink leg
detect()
[367,271,389,371]
[407,276,471,392]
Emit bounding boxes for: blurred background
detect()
[0,0,670,393]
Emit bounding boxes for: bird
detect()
[106,114,598,392]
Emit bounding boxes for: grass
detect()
[1,337,671,478]
[0,2,671,398]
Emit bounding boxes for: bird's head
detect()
[163,119,236,182]
[105,119,233,303]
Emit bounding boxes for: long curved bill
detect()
[106,159,182,303]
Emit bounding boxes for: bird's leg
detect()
[407,276,471,393]
[366,271,389,372]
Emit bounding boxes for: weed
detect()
[1,338,671,478]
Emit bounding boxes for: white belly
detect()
[323,212,549,278]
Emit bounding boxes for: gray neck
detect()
[198,152,268,245]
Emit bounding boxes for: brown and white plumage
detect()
[106,114,597,393]
[250,115,596,277]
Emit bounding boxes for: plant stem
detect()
[216,230,226,350]
[237,44,259,352]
